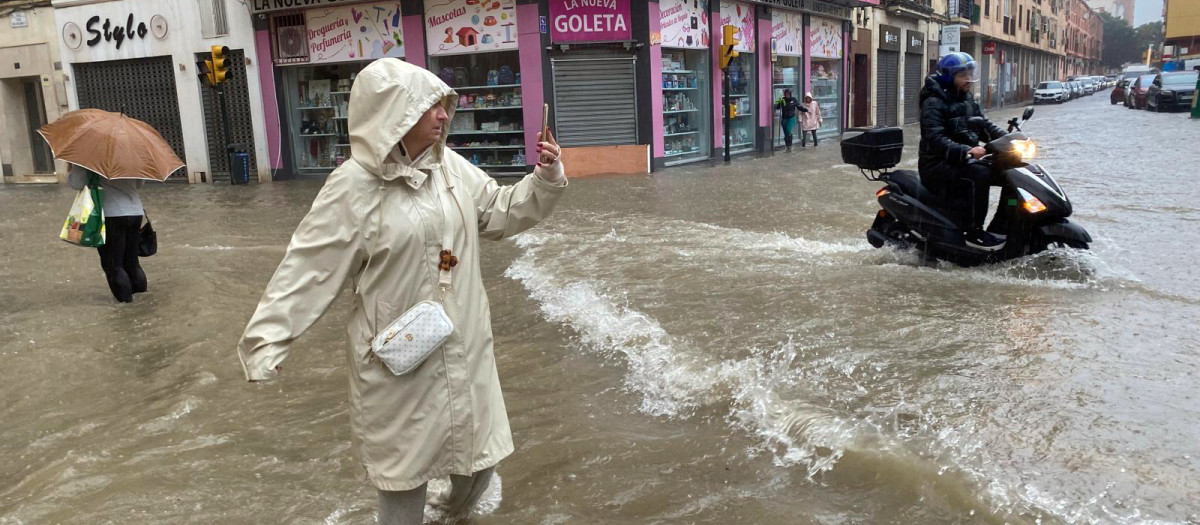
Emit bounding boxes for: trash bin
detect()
[231,151,250,185]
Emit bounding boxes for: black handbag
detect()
[139,214,157,257]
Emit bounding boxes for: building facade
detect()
[1163,0,1200,63]
[0,0,68,184]
[50,0,274,183]
[1085,0,1133,26]
[1063,0,1102,78]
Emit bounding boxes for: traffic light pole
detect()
[217,84,237,184]
[723,69,731,163]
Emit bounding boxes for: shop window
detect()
[662,50,712,165]
[724,53,756,154]
[772,57,802,149]
[281,63,364,174]
[429,51,526,176]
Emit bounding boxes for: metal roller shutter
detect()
[551,57,638,146]
[73,56,187,182]
[904,53,924,124]
[876,51,899,127]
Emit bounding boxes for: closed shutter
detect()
[876,51,899,127]
[73,56,187,182]
[551,57,638,146]
[198,48,258,183]
[904,53,924,124]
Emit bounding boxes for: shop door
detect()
[903,53,924,124]
[853,54,870,127]
[198,48,257,183]
[551,56,638,146]
[22,79,53,173]
[876,51,899,127]
[74,57,187,182]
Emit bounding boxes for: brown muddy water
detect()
[2,97,1199,524]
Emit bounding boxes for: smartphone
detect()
[541,103,550,139]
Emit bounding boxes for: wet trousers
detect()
[781,116,797,148]
[921,162,999,230]
[97,215,146,303]
[801,130,819,146]
[377,467,495,525]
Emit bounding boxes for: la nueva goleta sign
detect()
[549,0,631,42]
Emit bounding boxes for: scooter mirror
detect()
[1022,107,1035,121]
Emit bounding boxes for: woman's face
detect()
[403,102,450,156]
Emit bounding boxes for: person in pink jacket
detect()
[799,92,822,147]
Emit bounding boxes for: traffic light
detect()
[196,54,214,86]
[211,45,230,84]
[728,102,737,118]
[720,25,740,70]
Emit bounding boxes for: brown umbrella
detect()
[38,109,184,181]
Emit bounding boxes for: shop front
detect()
[808,14,845,138]
[655,0,714,167]
[429,0,531,176]
[266,1,408,177]
[56,0,270,183]
[876,24,901,127]
[720,0,757,155]
[771,11,803,149]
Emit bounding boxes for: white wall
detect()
[52,0,271,183]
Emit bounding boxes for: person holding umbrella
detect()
[40,109,184,303]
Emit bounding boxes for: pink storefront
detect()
[649,0,859,169]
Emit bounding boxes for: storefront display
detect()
[720,1,756,154]
[426,0,524,176]
[808,16,843,139]
[771,11,802,149]
[282,63,360,173]
[661,50,711,164]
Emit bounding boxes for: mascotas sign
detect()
[549,0,631,42]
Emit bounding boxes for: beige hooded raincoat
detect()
[237,58,566,491]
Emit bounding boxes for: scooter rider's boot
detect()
[966,229,1006,251]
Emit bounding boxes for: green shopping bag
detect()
[59,173,106,247]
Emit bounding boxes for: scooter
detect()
[843,107,1091,266]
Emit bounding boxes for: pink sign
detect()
[549,0,631,42]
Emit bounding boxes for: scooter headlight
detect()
[1017,188,1047,214]
[1011,139,1037,161]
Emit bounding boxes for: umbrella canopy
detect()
[38,109,184,181]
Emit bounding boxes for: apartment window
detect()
[985,0,991,17]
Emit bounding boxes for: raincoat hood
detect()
[349,58,459,180]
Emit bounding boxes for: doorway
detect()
[853,54,870,127]
[23,79,53,173]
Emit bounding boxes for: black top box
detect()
[841,127,903,171]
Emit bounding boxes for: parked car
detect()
[1126,74,1158,109]
[1034,81,1070,104]
[1111,78,1132,104]
[1081,78,1097,95]
[1070,81,1084,99]
[1147,71,1199,112]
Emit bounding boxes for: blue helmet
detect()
[936,52,978,86]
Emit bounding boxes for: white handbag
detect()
[364,167,466,376]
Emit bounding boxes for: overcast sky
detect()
[1134,0,1163,26]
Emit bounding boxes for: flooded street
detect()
[3,94,1199,524]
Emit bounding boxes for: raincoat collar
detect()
[349,58,458,186]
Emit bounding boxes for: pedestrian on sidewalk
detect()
[800,92,822,147]
[68,164,146,303]
[775,89,801,151]
[237,58,567,525]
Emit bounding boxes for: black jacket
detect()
[918,76,1006,174]
[775,97,806,119]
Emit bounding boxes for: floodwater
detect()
[2,94,1199,524]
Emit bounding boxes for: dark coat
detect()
[775,96,805,119]
[918,76,1006,174]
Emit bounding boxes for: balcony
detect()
[948,0,974,24]
[883,0,935,19]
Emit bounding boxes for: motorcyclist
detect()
[919,52,1008,250]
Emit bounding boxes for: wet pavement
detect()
[2,93,1199,524]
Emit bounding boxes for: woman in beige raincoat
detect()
[237,58,566,524]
